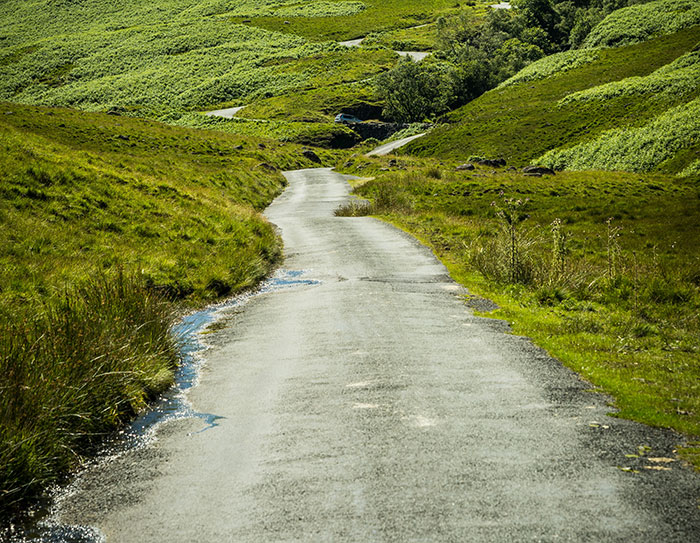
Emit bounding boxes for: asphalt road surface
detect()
[367,134,425,156]
[57,167,699,542]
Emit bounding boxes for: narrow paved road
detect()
[367,134,425,156]
[58,168,699,541]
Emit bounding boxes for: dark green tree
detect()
[375,58,454,122]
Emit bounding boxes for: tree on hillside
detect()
[375,58,454,122]
[514,0,565,45]
[376,0,645,121]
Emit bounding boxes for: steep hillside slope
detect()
[405,6,700,175]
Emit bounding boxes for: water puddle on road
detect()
[3,269,319,543]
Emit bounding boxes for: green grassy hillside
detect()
[582,0,700,48]
[0,101,325,510]
[227,0,464,42]
[405,17,700,175]
[0,102,324,301]
[0,0,493,148]
[0,0,401,131]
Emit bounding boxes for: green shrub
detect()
[375,58,456,122]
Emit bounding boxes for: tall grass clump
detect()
[472,193,536,284]
[0,271,177,511]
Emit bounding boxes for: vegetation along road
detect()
[2,0,700,539]
[54,163,700,541]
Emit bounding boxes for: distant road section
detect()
[338,37,365,47]
[339,35,431,61]
[204,106,246,118]
[396,51,430,61]
[366,133,426,156]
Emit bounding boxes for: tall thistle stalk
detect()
[492,193,530,283]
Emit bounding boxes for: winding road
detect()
[56,159,700,541]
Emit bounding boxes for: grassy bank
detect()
[0,272,177,509]
[0,102,325,511]
[337,156,700,467]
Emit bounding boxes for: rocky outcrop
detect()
[302,149,322,164]
[522,165,555,176]
[476,158,506,168]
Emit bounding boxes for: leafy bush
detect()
[582,0,700,48]
[408,24,700,173]
[538,97,700,172]
[560,49,700,103]
[375,58,457,122]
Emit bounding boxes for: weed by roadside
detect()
[0,271,176,512]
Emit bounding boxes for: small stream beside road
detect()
[4,270,320,543]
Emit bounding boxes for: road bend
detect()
[58,167,699,542]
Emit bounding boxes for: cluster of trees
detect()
[376,0,646,122]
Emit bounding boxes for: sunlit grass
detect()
[407,26,700,175]
[0,271,176,508]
